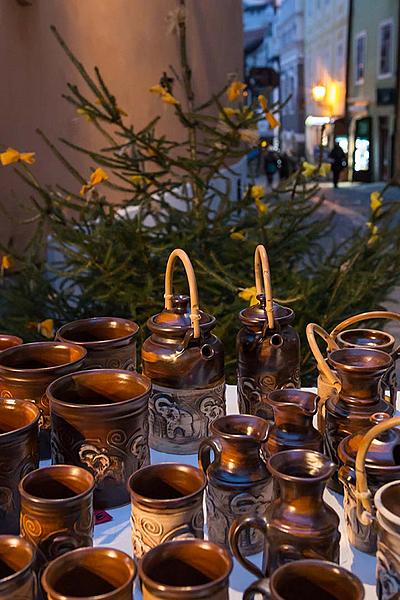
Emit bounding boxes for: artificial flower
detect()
[250,185,265,201]
[239,286,258,306]
[230,231,246,241]
[367,222,379,246]
[255,197,268,214]
[239,128,260,146]
[130,175,151,185]
[370,191,383,214]
[80,167,109,196]
[149,84,180,106]
[37,319,55,339]
[0,147,36,166]
[227,80,246,102]
[302,161,318,178]
[319,162,332,177]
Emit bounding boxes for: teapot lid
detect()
[338,413,400,470]
[239,294,294,327]
[147,294,215,335]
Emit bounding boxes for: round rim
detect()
[336,328,395,352]
[0,342,87,373]
[210,414,269,440]
[267,449,336,483]
[374,480,400,527]
[56,317,139,348]
[328,347,393,372]
[19,465,95,505]
[0,535,35,586]
[0,398,40,439]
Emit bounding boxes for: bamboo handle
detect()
[164,249,201,339]
[331,311,400,357]
[254,244,274,330]
[355,415,400,525]
[306,323,341,388]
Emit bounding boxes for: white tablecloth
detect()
[94,386,379,599]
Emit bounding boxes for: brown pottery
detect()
[56,316,139,370]
[324,347,394,492]
[0,341,87,433]
[19,464,94,570]
[0,398,40,534]
[48,368,150,508]
[229,449,340,576]
[42,546,136,600]
[138,539,232,600]
[0,335,23,352]
[0,535,36,599]
[237,245,300,417]
[374,481,400,599]
[128,462,206,558]
[243,559,365,600]
[142,249,225,454]
[339,414,400,553]
[199,414,270,555]
[261,388,322,457]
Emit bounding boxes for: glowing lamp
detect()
[312,83,326,103]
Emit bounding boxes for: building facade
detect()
[347,0,399,181]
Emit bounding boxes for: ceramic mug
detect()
[243,559,364,600]
[0,535,36,599]
[42,546,136,600]
[138,539,232,599]
[19,464,94,569]
[128,462,205,558]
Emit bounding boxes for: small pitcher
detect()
[237,245,300,417]
[229,449,340,576]
[199,414,270,556]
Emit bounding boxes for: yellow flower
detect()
[149,84,180,106]
[255,197,268,214]
[80,167,109,196]
[1,255,11,270]
[370,191,383,213]
[319,162,332,177]
[258,95,268,111]
[302,161,318,178]
[250,185,265,201]
[239,286,258,306]
[76,107,94,122]
[366,222,379,246]
[130,175,151,185]
[0,147,36,166]
[227,80,247,102]
[265,111,280,129]
[221,107,240,119]
[230,231,246,241]
[38,319,55,339]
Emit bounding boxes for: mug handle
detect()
[243,578,271,600]
[306,323,340,388]
[254,244,275,331]
[229,515,267,579]
[198,438,222,473]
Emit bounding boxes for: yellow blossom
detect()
[80,167,109,196]
[319,162,332,177]
[76,107,94,122]
[130,175,151,185]
[230,231,246,241]
[239,286,258,306]
[255,197,268,214]
[1,256,11,271]
[0,147,36,166]
[258,95,268,111]
[250,185,265,201]
[367,222,379,246]
[370,191,383,213]
[38,319,55,339]
[227,80,247,102]
[221,107,240,119]
[149,84,180,106]
[302,161,318,178]
[265,111,280,129]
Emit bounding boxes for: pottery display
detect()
[237,245,300,417]
[19,464,94,570]
[229,449,340,576]
[42,546,136,600]
[48,368,150,509]
[128,462,206,558]
[142,249,225,454]
[323,348,394,492]
[375,481,400,600]
[0,535,36,599]
[243,559,365,600]
[0,335,23,352]
[56,316,139,371]
[261,388,322,457]
[0,399,40,534]
[138,539,232,600]
[339,414,400,553]
[199,414,270,555]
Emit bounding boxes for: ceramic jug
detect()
[0,535,36,599]
[323,347,394,492]
[237,245,300,416]
[229,449,340,576]
[142,249,225,454]
[375,480,400,599]
[307,311,400,432]
[338,414,400,554]
[199,414,270,556]
[260,389,323,457]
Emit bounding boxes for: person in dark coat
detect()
[264,150,278,186]
[329,142,347,188]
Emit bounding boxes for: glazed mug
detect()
[48,368,150,509]
[0,335,23,352]
[56,316,139,371]
[138,539,232,599]
[0,535,36,599]
[41,546,136,600]
[0,398,40,534]
[19,464,94,569]
[243,559,364,600]
[128,462,206,558]
[375,481,400,599]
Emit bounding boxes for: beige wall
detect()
[0,0,243,246]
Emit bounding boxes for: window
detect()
[355,32,366,84]
[378,19,393,77]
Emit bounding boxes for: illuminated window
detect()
[378,20,393,77]
[355,31,366,84]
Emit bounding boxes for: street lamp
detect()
[312,83,326,103]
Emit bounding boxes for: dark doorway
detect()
[378,116,390,181]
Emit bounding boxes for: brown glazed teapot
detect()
[142,249,225,454]
[338,414,400,554]
[237,245,300,416]
[323,348,394,492]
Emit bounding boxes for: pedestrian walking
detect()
[329,142,347,188]
[264,149,278,186]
